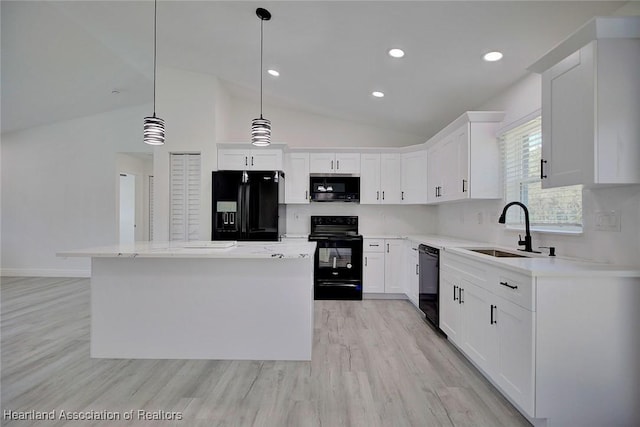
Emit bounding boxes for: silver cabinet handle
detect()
[305,190,308,200]
[462,179,467,193]
[337,160,340,170]
[490,304,497,324]
[386,243,389,253]
[541,159,547,179]
[245,156,248,166]
[382,191,385,200]
[365,256,368,267]
[415,264,419,275]
[454,285,458,301]
[251,156,254,166]
[377,191,379,200]
[459,288,464,304]
[331,160,334,170]
[401,191,404,200]
[369,244,380,247]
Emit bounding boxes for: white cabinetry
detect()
[363,238,404,294]
[284,152,310,204]
[535,31,640,187]
[218,148,282,171]
[363,239,385,293]
[404,240,420,306]
[440,252,535,416]
[426,112,504,203]
[360,153,402,204]
[384,239,404,293]
[309,152,360,174]
[401,150,428,204]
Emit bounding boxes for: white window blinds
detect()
[170,153,201,241]
[500,116,582,232]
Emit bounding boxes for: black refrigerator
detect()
[212,171,285,241]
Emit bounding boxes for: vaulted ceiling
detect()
[1,1,626,138]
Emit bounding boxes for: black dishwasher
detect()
[418,244,440,330]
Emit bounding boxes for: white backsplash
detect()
[435,185,640,265]
[286,203,437,237]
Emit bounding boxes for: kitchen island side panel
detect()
[90,257,313,360]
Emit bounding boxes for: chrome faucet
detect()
[498,201,539,253]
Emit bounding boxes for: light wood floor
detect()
[1,277,530,427]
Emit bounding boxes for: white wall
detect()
[224,94,424,148]
[1,104,152,276]
[436,73,640,264]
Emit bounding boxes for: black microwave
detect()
[309,176,360,202]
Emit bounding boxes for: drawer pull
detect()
[490,304,497,324]
[453,285,458,301]
[500,281,518,290]
[459,287,464,304]
[369,244,380,247]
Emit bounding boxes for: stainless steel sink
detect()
[469,248,528,258]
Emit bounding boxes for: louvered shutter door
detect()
[169,153,201,241]
[149,175,155,241]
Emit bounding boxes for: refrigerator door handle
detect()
[243,183,250,236]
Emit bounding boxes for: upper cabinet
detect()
[401,150,428,204]
[529,16,640,188]
[309,152,360,174]
[360,153,402,204]
[218,147,283,171]
[284,152,310,204]
[426,112,504,203]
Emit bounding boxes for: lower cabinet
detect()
[363,252,385,293]
[440,252,535,417]
[404,240,420,307]
[363,238,404,294]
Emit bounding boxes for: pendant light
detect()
[251,8,272,147]
[143,0,165,145]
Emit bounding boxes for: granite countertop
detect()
[57,241,317,260]
[445,246,640,278]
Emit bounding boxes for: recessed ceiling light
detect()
[483,51,503,62]
[372,91,385,98]
[267,69,280,77]
[388,48,405,58]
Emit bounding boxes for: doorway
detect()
[119,174,136,245]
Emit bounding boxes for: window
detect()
[169,153,201,241]
[500,115,582,233]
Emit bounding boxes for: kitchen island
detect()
[58,241,316,361]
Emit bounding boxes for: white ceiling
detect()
[1,1,627,139]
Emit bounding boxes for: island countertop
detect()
[58,240,317,260]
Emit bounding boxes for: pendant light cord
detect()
[259,16,264,119]
[153,0,158,117]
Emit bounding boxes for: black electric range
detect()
[308,216,363,300]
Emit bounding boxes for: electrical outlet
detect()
[594,210,621,232]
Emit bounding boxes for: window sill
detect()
[505,225,583,236]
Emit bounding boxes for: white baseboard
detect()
[0,268,91,278]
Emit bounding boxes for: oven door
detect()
[310,237,362,300]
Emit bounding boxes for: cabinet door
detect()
[380,154,402,204]
[401,151,428,204]
[454,125,469,200]
[335,153,361,174]
[218,149,249,170]
[460,281,498,375]
[251,149,282,171]
[426,144,442,203]
[284,153,310,204]
[384,239,404,293]
[360,153,381,204]
[439,272,461,344]
[494,300,535,417]
[309,153,335,174]
[541,43,595,188]
[363,252,385,293]
[439,135,459,202]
